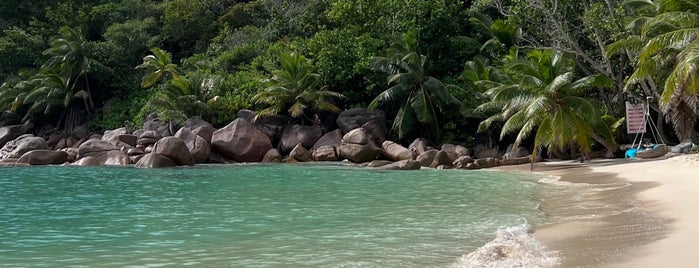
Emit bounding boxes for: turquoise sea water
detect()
[0,164,553,267]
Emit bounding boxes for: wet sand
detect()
[497,154,699,267]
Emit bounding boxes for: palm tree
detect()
[150,70,219,120]
[611,0,699,141]
[476,49,618,162]
[252,52,345,123]
[0,27,95,130]
[136,47,180,89]
[43,26,94,113]
[136,47,221,122]
[370,30,462,142]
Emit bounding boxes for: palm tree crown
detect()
[370,30,462,142]
[476,49,617,161]
[253,52,345,122]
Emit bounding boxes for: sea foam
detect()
[451,224,559,268]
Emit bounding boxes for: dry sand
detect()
[497,154,699,267]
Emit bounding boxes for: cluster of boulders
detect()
[0,108,533,170]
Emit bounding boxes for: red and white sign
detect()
[626,102,646,134]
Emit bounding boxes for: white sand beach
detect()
[498,154,699,267]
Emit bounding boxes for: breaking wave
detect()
[452,224,559,268]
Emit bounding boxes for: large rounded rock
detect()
[262,149,281,163]
[441,143,470,160]
[76,139,132,166]
[184,116,216,143]
[175,127,211,164]
[0,124,28,148]
[143,113,177,137]
[338,128,381,163]
[17,150,68,165]
[138,130,161,146]
[212,118,273,162]
[453,155,474,169]
[289,144,312,162]
[251,114,289,145]
[153,137,193,166]
[409,138,430,157]
[430,150,452,168]
[375,159,422,170]
[361,120,387,146]
[311,129,343,151]
[46,133,67,150]
[236,109,257,123]
[336,108,387,135]
[279,125,322,154]
[78,138,119,158]
[102,127,129,145]
[312,145,338,161]
[72,156,100,166]
[382,140,413,161]
[416,149,439,167]
[0,134,49,159]
[59,147,79,162]
[72,126,90,140]
[134,153,177,168]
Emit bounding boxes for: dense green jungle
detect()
[1,0,698,156]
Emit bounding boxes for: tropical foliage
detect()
[608,0,699,141]
[136,48,220,122]
[253,52,345,123]
[1,0,699,155]
[475,49,618,160]
[370,30,462,142]
[0,26,94,130]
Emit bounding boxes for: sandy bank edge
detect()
[496,155,699,267]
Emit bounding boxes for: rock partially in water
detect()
[416,149,439,167]
[17,150,68,165]
[312,145,338,161]
[72,156,100,166]
[382,140,413,161]
[453,155,474,169]
[78,138,119,158]
[153,136,193,166]
[262,149,281,163]
[374,159,421,170]
[338,128,381,163]
[289,144,312,162]
[135,153,177,168]
[430,150,452,168]
[175,127,210,164]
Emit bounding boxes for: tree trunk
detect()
[592,133,618,158]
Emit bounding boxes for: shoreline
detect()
[497,155,699,267]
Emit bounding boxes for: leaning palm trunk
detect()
[592,133,618,158]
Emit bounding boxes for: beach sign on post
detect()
[626,102,646,134]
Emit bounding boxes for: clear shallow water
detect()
[1,164,551,267]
